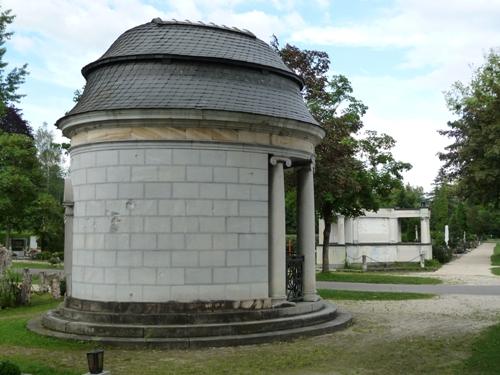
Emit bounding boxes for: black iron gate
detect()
[286,255,304,301]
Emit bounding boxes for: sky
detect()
[3,0,500,192]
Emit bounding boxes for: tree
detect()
[0,132,40,248]
[28,193,64,252]
[34,122,65,200]
[0,105,32,137]
[273,40,410,271]
[439,50,500,207]
[0,7,28,115]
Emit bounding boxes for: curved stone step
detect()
[29,310,353,349]
[42,302,338,338]
[57,300,326,325]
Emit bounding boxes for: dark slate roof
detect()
[83,19,295,80]
[63,19,318,126]
[68,61,317,124]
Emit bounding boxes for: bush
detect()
[0,270,21,308]
[33,251,52,261]
[48,256,61,265]
[424,259,441,268]
[60,278,66,296]
[433,243,453,263]
[53,251,64,261]
[0,360,21,375]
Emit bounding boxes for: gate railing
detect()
[286,255,304,301]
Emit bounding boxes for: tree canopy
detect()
[0,105,32,137]
[0,7,28,115]
[439,50,499,207]
[272,39,410,271]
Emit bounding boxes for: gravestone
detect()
[0,246,11,275]
[20,268,32,305]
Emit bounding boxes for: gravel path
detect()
[319,242,500,294]
[337,294,500,340]
[431,242,500,285]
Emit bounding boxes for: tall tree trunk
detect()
[322,217,332,273]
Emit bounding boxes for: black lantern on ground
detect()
[87,349,104,374]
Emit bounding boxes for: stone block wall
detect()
[70,144,269,302]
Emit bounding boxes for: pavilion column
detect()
[297,162,319,302]
[268,156,291,302]
[420,217,431,243]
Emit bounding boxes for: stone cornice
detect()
[57,108,325,145]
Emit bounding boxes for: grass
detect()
[462,321,500,374]
[318,289,435,300]
[491,268,500,276]
[11,261,63,270]
[317,271,442,284]
[0,293,498,374]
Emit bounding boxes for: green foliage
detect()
[0,269,21,308]
[0,7,28,115]
[274,41,410,271]
[28,193,64,252]
[0,132,41,243]
[439,50,500,207]
[285,188,297,234]
[316,272,441,284]
[0,360,21,375]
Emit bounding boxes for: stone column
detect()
[63,178,74,297]
[297,162,319,302]
[420,217,431,243]
[268,156,291,302]
[389,218,399,243]
[337,216,345,245]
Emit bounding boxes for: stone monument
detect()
[31,19,351,347]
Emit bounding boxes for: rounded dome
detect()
[63,19,318,126]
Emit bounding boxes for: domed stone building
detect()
[32,19,351,346]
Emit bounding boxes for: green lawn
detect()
[11,261,63,270]
[318,289,435,300]
[0,293,498,374]
[317,271,442,284]
[462,322,500,374]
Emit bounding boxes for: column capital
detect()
[295,158,315,172]
[270,156,292,167]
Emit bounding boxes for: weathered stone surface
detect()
[20,269,32,305]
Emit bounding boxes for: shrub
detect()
[0,360,21,375]
[424,259,441,268]
[53,251,64,261]
[49,256,61,265]
[0,270,21,308]
[60,278,66,296]
[33,251,52,261]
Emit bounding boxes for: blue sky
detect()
[4,0,500,191]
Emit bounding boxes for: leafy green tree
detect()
[273,40,410,271]
[0,132,41,248]
[28,193,64,252]
[0,7,28,115]
[439,50,499,207]
[34,122,65,200]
